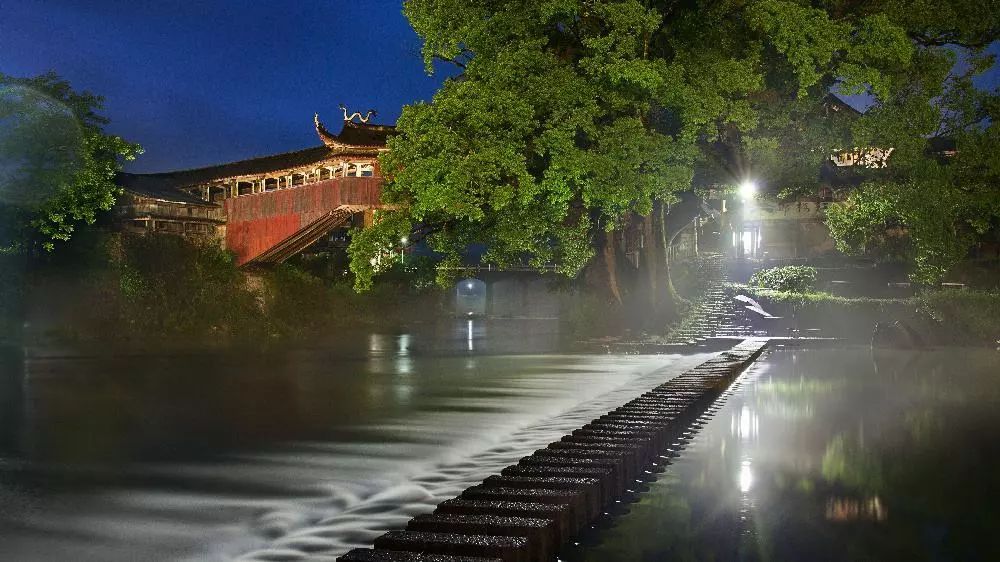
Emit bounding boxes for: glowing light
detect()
[467,319,474,351]
[400,236,408,244]
[739,180,757,200]
[467,282,475,289]
[739,461,753,493]
[737,405,758,440]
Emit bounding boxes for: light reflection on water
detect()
[0,323,713,561]
[567,346,1000,562]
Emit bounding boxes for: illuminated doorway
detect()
[733,223,761,258]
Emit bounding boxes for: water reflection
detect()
[739,460,754,493]
[569,347,1000,562]
[733,404,759,442]
[825,495,887,522]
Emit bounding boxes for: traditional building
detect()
[113,173,226,239]
[723,95,893,260]
[113,108,394,264]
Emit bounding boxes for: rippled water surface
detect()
[567,346,1000,562]
[0,321,713,561]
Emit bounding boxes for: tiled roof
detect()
[116,173,219,206]
[131,145,335,188]
[335,121,396,146]
[315,117,396,150]
[122,119,396,190]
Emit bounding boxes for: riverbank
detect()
[4,232,453,353]
[736,284,1000,346]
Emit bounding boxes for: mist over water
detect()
[0,322,713,561]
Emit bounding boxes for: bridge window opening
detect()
[157,221,183,233]
[319,168,331,180]
[264,178,278,191]
[359,164,374,177]
[346,164,358,177]
[209,185,226,203]
[237,181,253,196]
[292,173,305,186]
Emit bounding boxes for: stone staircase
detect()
[666,253,757,344]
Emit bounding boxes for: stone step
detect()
[407,514,557,561]
[481,475,605,516]
[433,500,573,546]
[459,486,590,530]
[371,531,528,562]
[340,549,502,562]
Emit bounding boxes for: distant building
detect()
[112,109,394,263]
[114,173,226,240]
[723,95,896,260]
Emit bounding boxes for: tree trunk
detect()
[660,200,684,310]
[582,199,688,335]
[635,201,682,330]
[585,228,623,306]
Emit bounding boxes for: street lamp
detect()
[739,180,757,201]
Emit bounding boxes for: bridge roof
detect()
[121,120,396,189]
[131,145,336,187]
[117,173,221,206]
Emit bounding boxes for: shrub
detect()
[749,265,818,292]
[108,233,265,340]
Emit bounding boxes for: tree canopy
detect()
[0,72,141,252]
[347,0,1000,290]
[824,27,1000,283]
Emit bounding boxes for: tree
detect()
[824,30,1000,283]
[0,72,141,252]
[349,1,999,302]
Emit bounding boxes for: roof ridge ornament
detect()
[314,111,393,151]
[314,112,336,144]
[338,104,377,124]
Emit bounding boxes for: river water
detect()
[0,320,713,561]
[567,345,1000,562]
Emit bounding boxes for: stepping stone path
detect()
[338,338,768,562]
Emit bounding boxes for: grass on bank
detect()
[734,283,1000,344]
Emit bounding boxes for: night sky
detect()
[3,2,999,174]
[1,1,448,173]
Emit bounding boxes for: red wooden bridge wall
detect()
[224,176,382,265]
